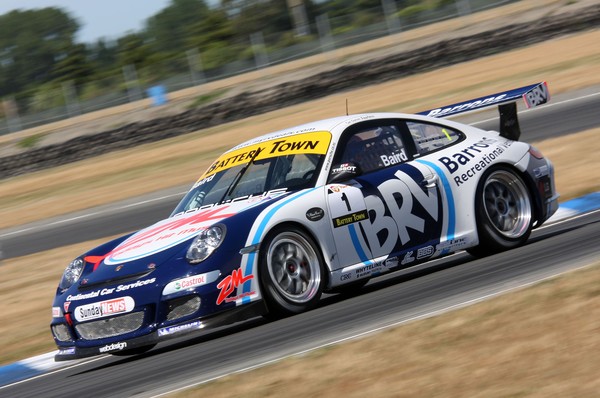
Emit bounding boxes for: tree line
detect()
[0,0,452,112]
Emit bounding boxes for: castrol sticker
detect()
[162,270,220,296]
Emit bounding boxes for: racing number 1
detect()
[341,192,351,211]
[326,185,373,265]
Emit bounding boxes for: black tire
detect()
[259,226,325,316]
[468,167,533,257]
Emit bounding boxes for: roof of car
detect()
[229,112,434,152]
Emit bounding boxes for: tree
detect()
[88,39,119,77]
[0,7,80,97]
[52,43,93,86]
[186,8,235,48]
[232,0,293,38]
[116,33,151,69]
[145,0,211,54]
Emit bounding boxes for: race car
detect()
[51,82,558,360]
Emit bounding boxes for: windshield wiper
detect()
[218,148,263,204]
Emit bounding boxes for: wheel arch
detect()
[258,221,332,289]
[472,162,541,225]
[467,162,535,256]
[515,166,546,227]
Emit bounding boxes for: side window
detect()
[339,125,407,174]
[408,121,461,155]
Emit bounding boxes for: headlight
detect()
[59,258,85,290]
[186,225,225,264]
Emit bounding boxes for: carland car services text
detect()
[438,138,513,186]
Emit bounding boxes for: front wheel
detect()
[259,226,325,316]
[468,167,533,257]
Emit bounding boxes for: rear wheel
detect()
[468,167,533,257]
[259,226,325,316]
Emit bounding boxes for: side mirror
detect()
[328,162,362,183]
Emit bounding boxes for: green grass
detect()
[17,133,44,149]
[188,88,230,109]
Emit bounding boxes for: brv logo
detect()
[524,83,549,108]
[362,168,440,254]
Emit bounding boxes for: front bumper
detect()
[54,300,267,361]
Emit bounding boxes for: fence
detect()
[0,0,516,136]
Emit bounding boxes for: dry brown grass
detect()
[1,3,600,387]
[535,128,600,198]
[1,29,600,230]
[172,263,600,398]
[0,235,119,365]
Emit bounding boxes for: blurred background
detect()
[0,0,517,135]
[1,1,600,395]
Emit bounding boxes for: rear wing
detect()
[417,82,550,141]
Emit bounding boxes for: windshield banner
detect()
[201,131,332,178]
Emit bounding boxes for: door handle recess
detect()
[421,176,438,189]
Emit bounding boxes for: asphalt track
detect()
[1,209,599,398]
[0,89,599,396]
[1,88,600,260]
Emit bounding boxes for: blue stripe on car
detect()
[348,223,372,264]
[241,188,319,303]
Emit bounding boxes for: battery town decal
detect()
[201,131,331,178]
[332,209,368,228]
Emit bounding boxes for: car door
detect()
[325,120,448,273]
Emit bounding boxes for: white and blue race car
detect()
[51,82,558,360]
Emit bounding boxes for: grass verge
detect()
[171,263,600,398]
[1,29,600,230]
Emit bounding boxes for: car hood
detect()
[105,192,286,259]
[74,195,289,289]
[109,195,290,265]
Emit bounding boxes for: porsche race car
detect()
[51,82,558,360]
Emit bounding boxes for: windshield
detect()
[172,131,331,216]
